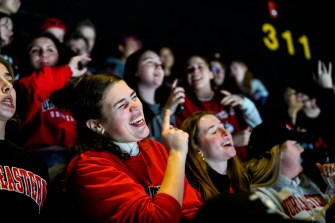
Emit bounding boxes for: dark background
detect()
[10,0,335,98]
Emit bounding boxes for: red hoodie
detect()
[14,65,76,151]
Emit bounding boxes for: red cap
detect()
[40,17,67,34]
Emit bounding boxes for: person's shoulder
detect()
[1,140,49,179]
[252,78,266,86]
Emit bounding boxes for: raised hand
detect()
[220,89,244,108]
[313,60,333,89]
[164,79,185,115]
[161,109,189,153]
[68,54,92,77]
[316,162,335,189]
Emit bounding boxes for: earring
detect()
[198,150,205,160]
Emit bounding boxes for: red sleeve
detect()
[15,65,72,102]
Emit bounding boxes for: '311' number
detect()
[262,23,311,60]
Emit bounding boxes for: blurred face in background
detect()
[136,50,164,89]
[78,26,96,53]
[0,16,13,46]
[185,56,213,90]
[0,0,21,15]
[67,37,89,56]
[210,60,225,87]
[119,36,142,60]
[230,61,247,84]
[44,27,65,43]
[29,37,59,70]
[283,87,303,109]
[159,47,174,72]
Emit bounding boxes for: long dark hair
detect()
[123,48,164,122]
[70,73,132,161]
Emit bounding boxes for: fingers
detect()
[221,94,243,107]
[315,162,323,172]
[220,89,231,96]
[324,164,335,177]
[316,162,335,177]
[162,109,171,131]
[318,60,322,75]
[171,79,178,89]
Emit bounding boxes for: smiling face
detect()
[28,37,59,70]
[230,61,247,84]
[0,16,13,46]
[99,80,149,142]
[159,47,174,70]
[136,50,164,89]
[185,56,213,91]
[0,62,15,129]
[210,60,225,87]
[197,114,236,162]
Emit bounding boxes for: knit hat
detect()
[40,17,67,34]
[247,121,314,159]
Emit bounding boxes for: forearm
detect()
[158,149,187,206]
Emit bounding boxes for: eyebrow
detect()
[204,121,223,134]
[141,55,161,63]
[113,90,136,108]
[204,125,216,134]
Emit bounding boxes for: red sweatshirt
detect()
[14,66,76,151]
[65,138,203,223]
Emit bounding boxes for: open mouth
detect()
[129,115,144,125]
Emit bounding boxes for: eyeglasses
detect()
[212,66,224,73]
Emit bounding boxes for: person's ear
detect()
[86,119,105,135]
[118,44,125,53]
[209,70,214,80]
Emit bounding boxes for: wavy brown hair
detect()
[180,111,252,201]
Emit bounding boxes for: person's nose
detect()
[129,99,140,112]
[40,50,49,58]
[219,127,229,136]
[1,78,13,94]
